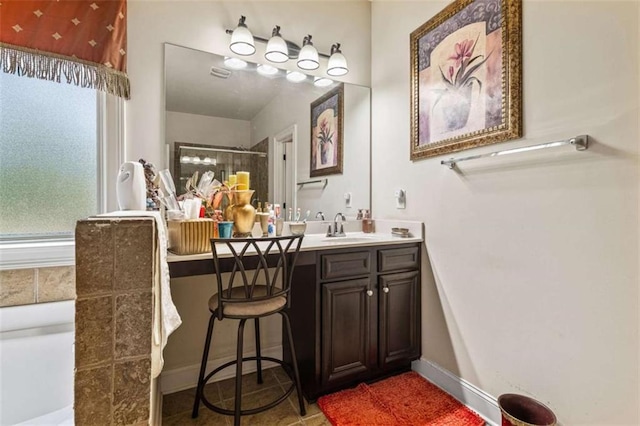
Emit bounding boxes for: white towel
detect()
[98,211,182,378]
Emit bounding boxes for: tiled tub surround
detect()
[75,218,155,426]
[0,265,75,307]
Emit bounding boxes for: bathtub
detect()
[0,300,75,425]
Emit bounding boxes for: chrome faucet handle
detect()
[326,224,333,237]
[332,213,346,237]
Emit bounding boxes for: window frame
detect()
[0,89,125,270]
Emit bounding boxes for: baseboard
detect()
[412,358,500,425]
[160,345,283,395]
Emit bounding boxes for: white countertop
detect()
[166,220,424,262]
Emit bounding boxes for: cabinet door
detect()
[321,278,375,386]
[379,271,420,368]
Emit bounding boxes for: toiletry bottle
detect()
[267,205,276,237]
[274,204,283,236]
[362,209,375,233]
[255,202,262,222]
[287,207,293,222]
[356,209,363,220]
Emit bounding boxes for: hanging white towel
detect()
[98,211,182,378]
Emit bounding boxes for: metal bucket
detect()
[498,394,557,426]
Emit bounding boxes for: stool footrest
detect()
[196,356,297,418]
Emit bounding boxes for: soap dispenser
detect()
[362,209,375,233]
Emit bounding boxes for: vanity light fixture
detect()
[327,43,348,76]
[257,63,279,76]
[223,56,248,70]
[225,16,349,76]
[180,155,191,164]
[297,35,319,70]
[313,76,333,87]
[191,156,201,164]
[265,26,289,63]
[286,70,307,83]
[229,16,256,56]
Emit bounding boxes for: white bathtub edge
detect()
[0,300,75,332]
[14,405,74,426]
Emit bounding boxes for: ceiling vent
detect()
[210,66,231,79]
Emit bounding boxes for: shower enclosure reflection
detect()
[173,142,269,207]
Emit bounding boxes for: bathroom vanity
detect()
[167,223,423,401]
[284,242,421,401]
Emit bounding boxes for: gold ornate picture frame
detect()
[310,83,344,177]
[410,0,522,161]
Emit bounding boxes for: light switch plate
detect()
[344,192,352,208]
[395,189,406,209]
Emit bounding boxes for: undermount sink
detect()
[321,237,377,243]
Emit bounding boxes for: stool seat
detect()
[209,285,287,317]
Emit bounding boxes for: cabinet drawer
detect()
[321,251,371,280]
[378,246,419,273]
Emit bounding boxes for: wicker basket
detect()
[167,219,217,255]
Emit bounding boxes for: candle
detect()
[228,174,237,188]
[236,171,250,191]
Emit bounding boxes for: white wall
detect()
[371,1,639,424]
[127,0,372,383]
[165,111,251,149]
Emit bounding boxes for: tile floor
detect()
[162,367,330,426]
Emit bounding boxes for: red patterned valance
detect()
[0,0,129,99]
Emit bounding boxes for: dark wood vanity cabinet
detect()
[284,243,421,401]
[321,277,376,387]
[378,270,420,368]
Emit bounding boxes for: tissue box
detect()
[167,219,217,255]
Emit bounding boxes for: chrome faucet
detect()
[315,211,325,221]
[326,212,346,237]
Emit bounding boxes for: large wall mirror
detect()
[164,43,371,219]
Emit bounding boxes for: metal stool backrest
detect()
[209,235,304,320]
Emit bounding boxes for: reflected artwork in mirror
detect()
[164,43,371,218]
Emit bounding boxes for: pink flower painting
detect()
[310,84,344,177]
[433,34,492,132]
[409,0,522,161]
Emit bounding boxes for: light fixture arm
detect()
[224,28,331,59]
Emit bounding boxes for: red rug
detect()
[317,372,485,426]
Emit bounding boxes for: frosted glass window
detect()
[0,73,97,240]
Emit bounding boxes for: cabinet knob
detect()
[366,290,373,297]
[383,287,389,294]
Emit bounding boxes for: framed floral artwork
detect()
[410,0,522,160]
[310,84,343,177]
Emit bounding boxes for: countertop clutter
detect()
[166,219,423,262]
